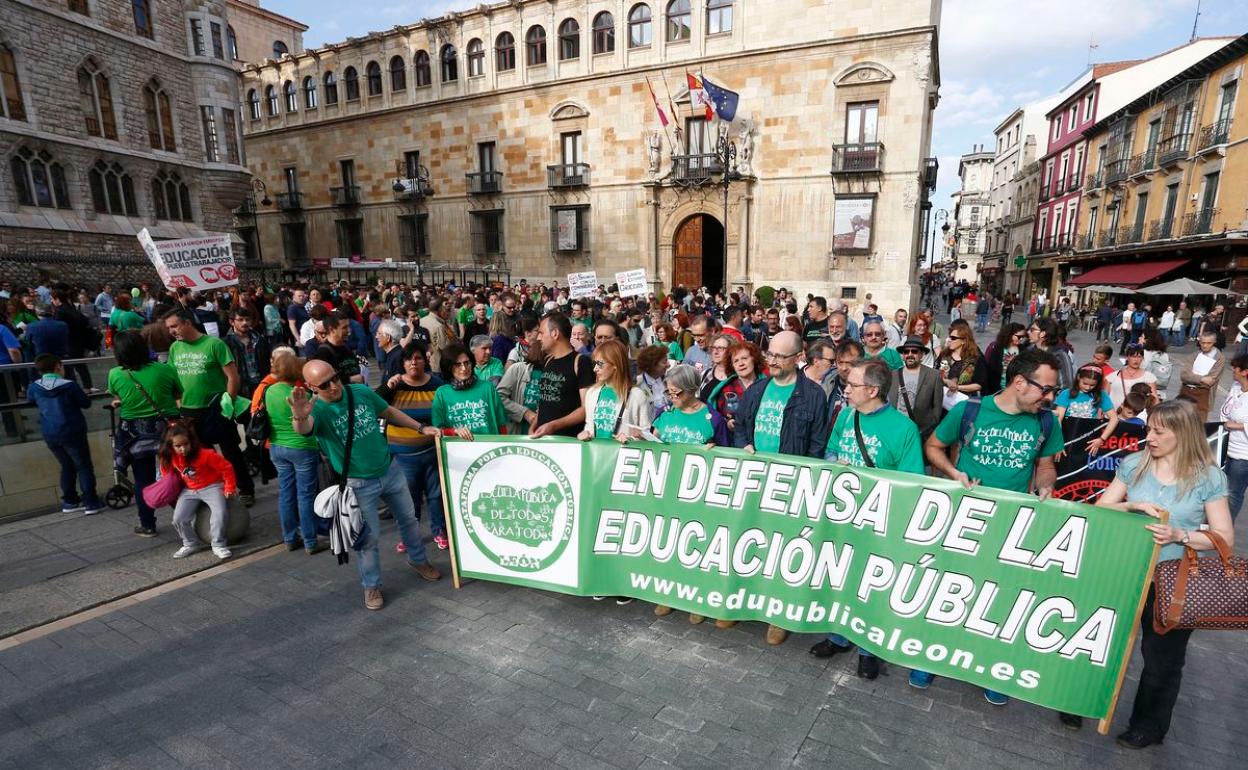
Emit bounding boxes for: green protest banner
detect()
[438,436,1159,719]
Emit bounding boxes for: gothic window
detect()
[10,148,70,209]
[77,58,117,139]
[143,79,176,151]
[88,160,138,216]
[152,170,193,221]
[0,44,27,121]
[132,0,153,39]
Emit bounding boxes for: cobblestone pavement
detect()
[1,511,1244,769]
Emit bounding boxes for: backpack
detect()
[958,396,1055,459]
[1147,352,1173,389]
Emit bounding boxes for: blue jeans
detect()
[1170,324,1186,346]
[1225,457,1248,523]
[394,450,445,537]
[976,312,989,331]
[348,460,430,588]
[827,633,873,658]
[46,435,102,509]
[271,444,321,545]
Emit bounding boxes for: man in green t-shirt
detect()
[164,308,256,504]
[860,320,903,371]
[290,359,443,611]
[917,347,1064,707]
[812,359,923,679]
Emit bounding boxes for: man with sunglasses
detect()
[734,330,830,646]
[917,348,1063,705]
[888,336,943,440]
[290,359,442,611]
[860,320,903,371]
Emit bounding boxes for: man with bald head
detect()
[289,359,442,611]
[733,330,830,646]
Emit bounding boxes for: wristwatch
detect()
[1180,529,1191,545]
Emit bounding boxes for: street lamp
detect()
[249,178,271,268]
[715,130,742,295]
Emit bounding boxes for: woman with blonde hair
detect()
[1094,399,1233,747]
[578,339,651,443]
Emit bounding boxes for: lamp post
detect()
[715,130,741,295]
[250,178,271,268]
[928,208,949,272]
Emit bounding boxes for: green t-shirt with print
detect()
[933,396,1064,494]
[265,382,319,451]
[654,405,716,445]
[311,384,392,479]
[432,378,506,435]
[863,346,904,371]
[107,362,181,419]
[826,404,924,475]
[167,334,234,409]
[753,379,795,454]
[593,385,620,438]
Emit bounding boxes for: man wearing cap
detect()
[888,336,943,440]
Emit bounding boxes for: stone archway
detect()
[672,213,725,292]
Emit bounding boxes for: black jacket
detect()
[733,374,830,458]
[223,330,271,394]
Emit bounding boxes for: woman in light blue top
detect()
[1095,399,1234,749]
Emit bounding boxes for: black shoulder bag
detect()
[852,411,876,469]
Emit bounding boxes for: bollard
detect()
[192,495,251,546]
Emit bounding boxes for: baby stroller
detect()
[103,404,134,509]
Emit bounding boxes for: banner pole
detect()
[434,435,462,589]
[1097,509,1167,735]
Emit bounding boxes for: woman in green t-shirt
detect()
[106,331,180,537]
[432,341,507,439]
[578,340,652,442]
[108,293,146,334]
[262,351,324,554]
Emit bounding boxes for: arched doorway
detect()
[672,214,725,292]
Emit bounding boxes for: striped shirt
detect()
[376,374,444,454]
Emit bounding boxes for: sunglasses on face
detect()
[310,374,340,392]
[1022,375,1060,396]
[901,348,922,355]
[863,331,884,338]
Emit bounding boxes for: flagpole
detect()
[645,75,677,156]
[662,74,682,149]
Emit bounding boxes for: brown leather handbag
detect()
[1152,530,1248,633]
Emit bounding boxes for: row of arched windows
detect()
[245,2,734,120]
[9,146,193,222]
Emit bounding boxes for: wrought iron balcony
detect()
[276,192,303,211]
[923,156,939,192]
[393,177,435,201]
[1098,229,1117,248]
[1121,223,1144,244]
[1157,133,1191,166]
[1082,232,1097,250]
[1104,158,1130,186]
[1084,172,1103,193]
[330,185,360,206]
[466,171,503,195]
[1147,219,1173,241]
[547,163,591,189]
[1054,232,1071,250]
[1127,149,1156,177]
[1039,183,1052,202]
[1181,207,1219,237]
[830,142,884,173]
[1198,119,1232,151]
[1066,176,1081,193]
[671,153,723,184]
[1030,236,1048,254]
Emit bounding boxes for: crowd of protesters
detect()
[1,273,1238,752]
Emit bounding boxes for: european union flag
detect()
[699,74,739,122]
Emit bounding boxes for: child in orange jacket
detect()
[160,424,237,560]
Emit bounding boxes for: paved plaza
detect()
[1,320,1245,769]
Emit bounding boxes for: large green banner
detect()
[439,437,1158,717]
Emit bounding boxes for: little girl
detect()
[160,425,237,560]
[1054,364,1119,455]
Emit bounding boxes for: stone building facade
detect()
[239,0,941,310]
[949,147,991,284]
[225,0,305,68]
[0,0,290,286]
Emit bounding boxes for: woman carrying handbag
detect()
[1095,400,1235,749]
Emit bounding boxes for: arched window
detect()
[526,26,546,66]
[272,40,288,59]
[77,58,117,139]
[343,66,359,100]
[246,88,260,120]
[495,33,515,72]
[440,45,457,83]
[558,19,580,61]
[628,5,652,48]
[264,84,277,115]
[303,76,318,109]
[466,39,484,77]
[706,0,733,34]
[365,61,382,96]
[11,148,70,209]
[227,25,238,60]
[152,170,192,221]
[142,80,176,151]
[132,0,153,39]
[88,160,138,216]
[1,44,28,121]
[414,51,431,87]
[389,55,406,91]
[666,0,690,42]
[283,80,297,112]
[592,12,615,55]
[323,71,338,105]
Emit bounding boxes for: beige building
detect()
[225,0,306,67]
[239,0,941,310]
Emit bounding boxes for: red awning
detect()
[1066,259,1188,288]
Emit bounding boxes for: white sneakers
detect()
[212,546,232,560]
[173,544,206,559]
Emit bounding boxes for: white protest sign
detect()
[615,268,647,298]
[567,271,598,299]
[137,229,239,290]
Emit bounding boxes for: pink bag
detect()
[142,470,184,510]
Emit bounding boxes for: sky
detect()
[267,0,1244,216]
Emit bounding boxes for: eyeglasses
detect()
[765,350,800,361]
[1012,333,1027,340]
[1022,375,1060,396]
[845,381,869,390]
[592,360,609,369]
[504,305,517,311]
[665,389,683,399]
[821,356,838,364]
[711,344,731,351]
[863,331,884,338]
[900,348,923,355]
[453,360,474,369]
[309,374,340,392]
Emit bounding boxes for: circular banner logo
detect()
[458,445,575,573]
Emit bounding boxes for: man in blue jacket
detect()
[733,330,830,645]
[27,354,102,514]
